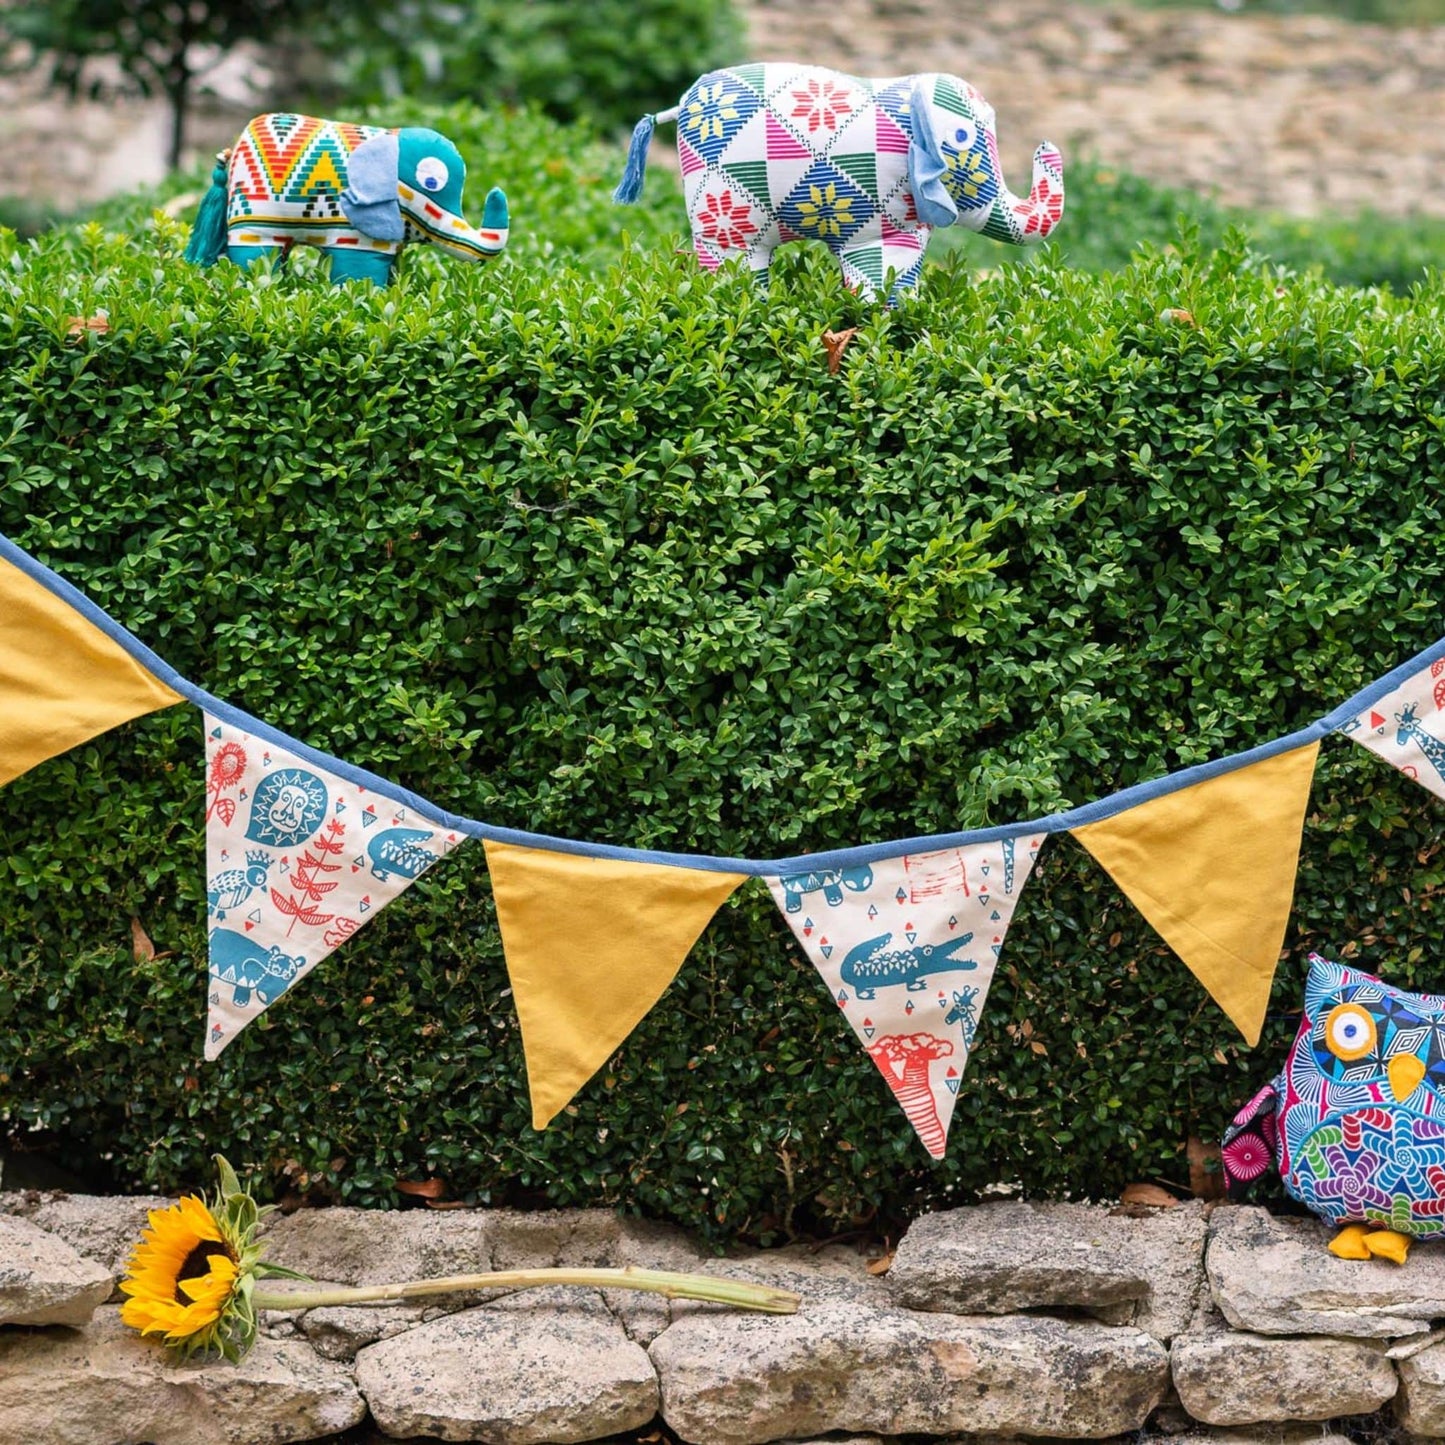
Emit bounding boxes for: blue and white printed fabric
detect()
[1339,656,1445,802]
[203,715,463,1058]
[765,836,1044,1158]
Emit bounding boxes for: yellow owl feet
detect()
[1328,1224,1411,1264]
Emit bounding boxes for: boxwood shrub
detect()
[0,103,1442,1242]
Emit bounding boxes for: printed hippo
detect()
[209,928,306,1008]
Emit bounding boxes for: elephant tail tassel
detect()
[612,107,678,204]
[184,149,231,266]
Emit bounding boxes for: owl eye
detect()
[1324,1002,1377,1061]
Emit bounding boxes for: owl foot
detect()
[1362,1228,1411,1265]
[1328,1224,1372,1260]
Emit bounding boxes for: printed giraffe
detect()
[1397,704,1445,787]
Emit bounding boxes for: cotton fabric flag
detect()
[1071,741,1320,1047]
[1339,657,1445,801]
[0,552,183,787]
[765,836,1045,1158]
[484,840,749,1129]
[204,715,463,1058]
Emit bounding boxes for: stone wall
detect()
[3,1,1444,221]
[743,0,1445,220]
[5,1194,1445,1442]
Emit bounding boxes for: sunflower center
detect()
[175,1241,232,1303]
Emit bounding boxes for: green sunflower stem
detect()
[251,1266,800,1314]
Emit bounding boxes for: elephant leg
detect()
[883,233,930,306]
[836,230,931,305]
[226,243,287,272]
[691,233,774,293]
[326,248,395,286]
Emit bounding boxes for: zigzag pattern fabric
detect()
[765,836,1044,1158]
[226,114,398,256]
[676,65,1061,299]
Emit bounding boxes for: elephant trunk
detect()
[985,143,1064,246]
[405,186,510,262]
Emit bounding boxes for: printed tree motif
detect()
[866,1032,955,1159]
[270,818,344,934]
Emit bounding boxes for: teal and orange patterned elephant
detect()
[184,113,509,285]
[615,64,1063,302]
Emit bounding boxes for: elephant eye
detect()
[1325,1002,1377,1061]
[416,157,449,192]
[953,122,976,151]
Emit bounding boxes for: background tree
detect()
[0,0,329,170]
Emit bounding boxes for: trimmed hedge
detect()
[1,103,1443,1241]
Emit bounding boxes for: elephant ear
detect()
[341,131,404,242]
[906,79,958,229]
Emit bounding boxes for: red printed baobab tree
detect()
[865,1032,954,1159]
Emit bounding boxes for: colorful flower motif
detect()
[1309,1145,1394,1218]
[1015,175,1064,238]
[206,740,247,823]
[1222,1132,1273,1184]
[790,78,854,134]
[683,81,740,146]
[796,181,855,240]
[946,147,993,204]
[697,188,758,251]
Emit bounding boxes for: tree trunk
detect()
[165,29,192,172]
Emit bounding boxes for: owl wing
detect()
[1221,1081,1281,1198]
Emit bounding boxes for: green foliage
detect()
[934,158,1445,294]
[0,103,1443,1244]
[323,0,743,136]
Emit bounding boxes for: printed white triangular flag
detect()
[765,835,1045,1158]
[203,715,463,1058]
[1339,657,1445,801]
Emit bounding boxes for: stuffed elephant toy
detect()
[614,65,1063,302]
[184,113,509,285]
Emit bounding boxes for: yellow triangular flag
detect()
[0,556,184,787]
[1071,741,1320,1046]
[485,840,748,1128]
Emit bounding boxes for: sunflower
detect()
[119,1195,241,1349]
[117,1157,305,1360]
[119,1157,800,1363]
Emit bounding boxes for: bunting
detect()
[4,528,1445,1158]
[484,841,748,1128]
[0,550,183,787]
[1071,742,1320,1047]
[1339,655,1445,801]
[765,836,1044,1157]
[204,716,464,1058]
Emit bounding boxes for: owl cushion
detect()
[1222,953,1445,1236]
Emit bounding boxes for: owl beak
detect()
[1389,1053,1427,1103]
